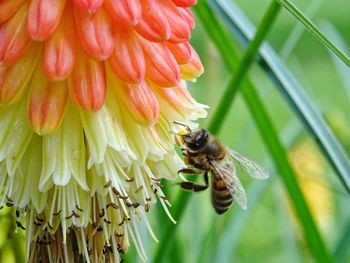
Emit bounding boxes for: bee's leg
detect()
[180,181,208,192]
[193,163,208,170]
[180,147,187,152]
[178,168,199,174]
[179,171,209,192]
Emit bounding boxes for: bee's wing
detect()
[226,148,269,179]
[210,160,247,210]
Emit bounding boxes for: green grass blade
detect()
[207,1,281,133]
[152,192,191,263]
[320,21,350,99]
[280,0,325,60]
[274,0,350,67]
[202,179,271,263]
[333,216,350,262]
[209,0,350,193]
[241,81,333,263]
[196,2,332,262]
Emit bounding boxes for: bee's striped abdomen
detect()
[211,174,233,214]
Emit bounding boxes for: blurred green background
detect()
[2,0,350,262]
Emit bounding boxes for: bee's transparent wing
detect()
[210,160,247,210]
[226,148,269,179]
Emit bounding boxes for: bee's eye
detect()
[188,141,201,150]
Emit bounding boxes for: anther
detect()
[145,204,150,213]
[65,213,74,219]
[126,177,135,182]
[53,210,61,216]
[119,195,129,200]
[16,221,26,230]
[107,203,119,210]
[104,180,112,188]
[75,205,84,212]
[36,216,44,222]
[72,210,80,218]
[112,187,120,196]
[103,218,112,224]
[99,209,105,218]
[151,177,161,182]
[135,185,144,194]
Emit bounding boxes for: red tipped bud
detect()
[111,79,160,126]
[74,5,115,60]
[27,0,66,41]
[165,41,192,64]
[108,28,145,84]
[0,43,42,104]
[28,67,68,135]
[160,0,191,43]
[140,38,180,87]
[73,0,103,13]
[105,0,141,26]
[0,2,31,65]
[135,0,171,42]
[69,51,106,111]
[171,0,197,7]
[180,47,204,79]
[43,5,77,80]
[0,0,26,23]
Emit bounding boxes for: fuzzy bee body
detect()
[176,125,269,214]
[211,163,235,214]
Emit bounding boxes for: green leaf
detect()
[207,1,281,133]
[209,0,350,193]
[280,0,325,60]
[152,192,191,263]
[200,179,271,263]
[333,216,350,262]
[274,0,350,67]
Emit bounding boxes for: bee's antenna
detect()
[173,121,192,132]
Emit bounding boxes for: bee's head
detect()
[183,128,209,151]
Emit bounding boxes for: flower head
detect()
[0,0,205,262]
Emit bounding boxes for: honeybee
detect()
[174,122,269,214]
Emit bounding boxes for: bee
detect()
[174,122,269,214]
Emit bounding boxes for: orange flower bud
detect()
[74,5,114,60]
[43,4,77,80]
[0,2,31,65]
[180,47,204,80]
[0,43,42,104]
[111,78,159,126]
[160,0,191,43]
[73,0,103,13]
[165,41,193,64]
[27,0,66,41]
[140,38,180,87]
[28,67,68,135]
[171,0,197,7]
[135,0,171,42]
[105,0,141,26]
[108,27,145,84]
[0,0,26,23]
[69,51,106,111]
